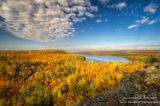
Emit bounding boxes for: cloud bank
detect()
[0,0,97,42]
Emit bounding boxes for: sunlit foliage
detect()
[0,50,145,106]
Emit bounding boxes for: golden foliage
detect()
[0,50,145,106]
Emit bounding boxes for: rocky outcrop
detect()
[76,63,160,106]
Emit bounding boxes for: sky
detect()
[0,0,160,50]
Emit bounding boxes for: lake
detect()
[74,53,129,63]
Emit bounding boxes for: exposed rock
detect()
[154,62,160,69]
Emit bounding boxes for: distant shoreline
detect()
[69,50,160,61]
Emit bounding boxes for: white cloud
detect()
[135,16,150,24]
[128,24,138,29]
[144,4,159,14]
[0,0,97,42]
[108,2,127,10]
[148,19,158,25]
[96,19,108,23]
[96,19,103,23]
[128,16,160,29]
[116,2,127,10]
[85,12,94,18]
[99,0,110,4]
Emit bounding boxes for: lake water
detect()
[74,53,129,63]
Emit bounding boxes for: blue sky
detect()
[0,0,160,50]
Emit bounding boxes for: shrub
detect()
[0,55,7,61]
[20,84,52,106]
[0,82,10,98]
[14,61,45,78]
[144,56,158,64]
[72,79,90,97]
[0,63,8,75]
[0,99,8,106]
